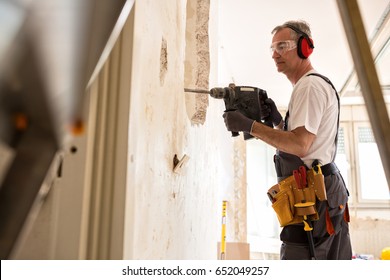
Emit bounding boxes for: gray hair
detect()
[271,20,312,41]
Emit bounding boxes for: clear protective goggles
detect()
[270,40,297,56]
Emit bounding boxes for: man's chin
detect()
[275,63,284,72]
[276,66,284,73]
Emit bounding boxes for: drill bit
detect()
[184,88,210,94]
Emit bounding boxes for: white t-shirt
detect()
[287,70,339,167]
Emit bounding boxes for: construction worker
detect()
[223,20,352,259]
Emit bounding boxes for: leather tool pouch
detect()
[268,166,326,227]
[307,166,327,201]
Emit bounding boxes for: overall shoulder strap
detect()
[306,73,339,103]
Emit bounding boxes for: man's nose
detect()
[272,50,280,59]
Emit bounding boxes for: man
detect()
[223,20,352,260]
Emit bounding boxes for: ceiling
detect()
[217,0,390,108]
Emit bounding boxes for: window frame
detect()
[336,122,356,205]
[352,121,390,207]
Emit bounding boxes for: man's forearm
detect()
[250,121,314,158]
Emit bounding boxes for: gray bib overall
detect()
[274,74,352,260]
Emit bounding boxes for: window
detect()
[336,121,390,205]
[246,140,281,255]
[335,125,353,202]
[246,140,279,239]
[355,123,389,202]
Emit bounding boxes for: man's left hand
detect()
[223,110,255,133]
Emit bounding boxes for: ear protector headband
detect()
[285,24,314,59]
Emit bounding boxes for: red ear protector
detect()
[285,24,314,59]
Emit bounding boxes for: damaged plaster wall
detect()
[184,0,210,125]
[160,37,168,86]
[124,0,239,259]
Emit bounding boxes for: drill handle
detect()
[224,108,239,137]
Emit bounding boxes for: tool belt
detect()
[268,165,327,227]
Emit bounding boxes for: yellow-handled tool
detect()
[220,200,227,260]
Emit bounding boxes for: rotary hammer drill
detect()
[185,84,273,140]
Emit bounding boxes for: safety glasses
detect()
[270,40,297,56]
